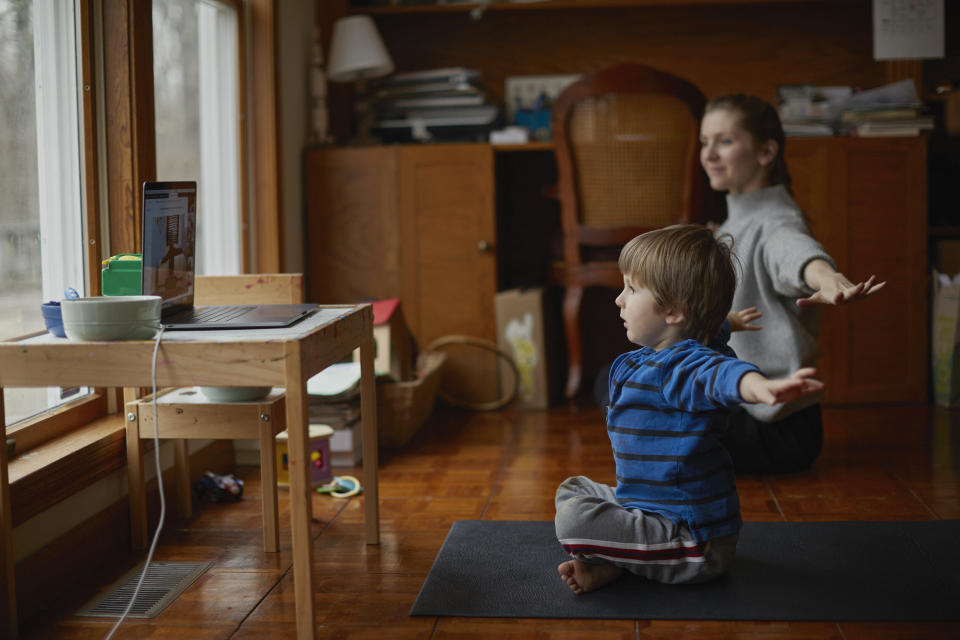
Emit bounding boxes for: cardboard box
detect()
[329,420,362,467]
[494,287,560,409]
[932,270,960,407]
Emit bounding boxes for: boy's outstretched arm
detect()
[728,306,762,332]
[738,368,823,406]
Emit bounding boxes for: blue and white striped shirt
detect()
[607,340,760,542]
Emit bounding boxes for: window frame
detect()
[153,0,248,276]
[3,0,107,452]
[247,0,281,273]
[8,0,252,454]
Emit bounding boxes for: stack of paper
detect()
[371,68,502,142]
[839,79,932,137]
[307,362,360,401]
[777,80,934,138]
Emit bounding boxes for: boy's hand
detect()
[728,307,762,332]
[739,368,823,406]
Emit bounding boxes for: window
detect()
[0,0,90,425]
[153,0,243,277]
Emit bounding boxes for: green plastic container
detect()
[101,253,142,296]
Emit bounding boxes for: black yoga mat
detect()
[410,519,960,621]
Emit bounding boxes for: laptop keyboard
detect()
[175,305,255,324]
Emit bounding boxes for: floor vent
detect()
[76,561,213,619]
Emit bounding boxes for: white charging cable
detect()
[105,325,167,639]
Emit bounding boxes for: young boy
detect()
[554,224,822,594]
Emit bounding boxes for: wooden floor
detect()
[20,401,960,639]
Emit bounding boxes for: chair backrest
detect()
[194,273,305,305]
[551,63,707,267]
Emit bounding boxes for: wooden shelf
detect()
[492,141,555,151]
[352,0,816,15]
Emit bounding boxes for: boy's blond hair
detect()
[618,224,737,345]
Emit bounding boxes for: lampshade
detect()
[327,15,394,83]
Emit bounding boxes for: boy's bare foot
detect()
[557,559,623,594]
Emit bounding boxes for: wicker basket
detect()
[376,350,447,448]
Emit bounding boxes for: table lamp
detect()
[327,15,394,144]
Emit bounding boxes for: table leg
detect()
[284,344,316,639]
[359,337,380,545]
[0,387,18,636]
[124,387,148,550]
[258,418,280,553]
[173,440,192,519]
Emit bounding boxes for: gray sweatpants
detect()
[554,476,738,584]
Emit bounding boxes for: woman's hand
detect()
[728,307,762,332]
[798,259,886,308]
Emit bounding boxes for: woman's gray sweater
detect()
[719,185,835,422]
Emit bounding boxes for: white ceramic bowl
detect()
[199,386,273,402]
[61,295,162,341]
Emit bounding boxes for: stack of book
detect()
[307,362,362,467]
[839,79,932,137]
[371,67,502,142]
[842,107,934,137]
[777,80,934,138]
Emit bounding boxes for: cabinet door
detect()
[304,147,400,304]
[788,137,927,404]
[399,144,498,402]
[787,139,841,401]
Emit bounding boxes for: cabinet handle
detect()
[477,240,493,253]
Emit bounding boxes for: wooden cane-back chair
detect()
[551,63,707,399]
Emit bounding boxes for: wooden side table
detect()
[0,304,378,639]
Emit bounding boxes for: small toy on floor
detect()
[193,471,244,503]
[316,475,361,498]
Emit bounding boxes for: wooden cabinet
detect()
[786,136,928,404]
[397,145,497,349]
[305,144,498,399]
[305,147,401,304]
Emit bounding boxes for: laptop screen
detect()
[141,181,197,314]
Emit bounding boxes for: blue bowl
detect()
[41,302,65,337]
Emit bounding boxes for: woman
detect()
[701,94,883,473]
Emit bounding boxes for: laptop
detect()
[141,180,317,330]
